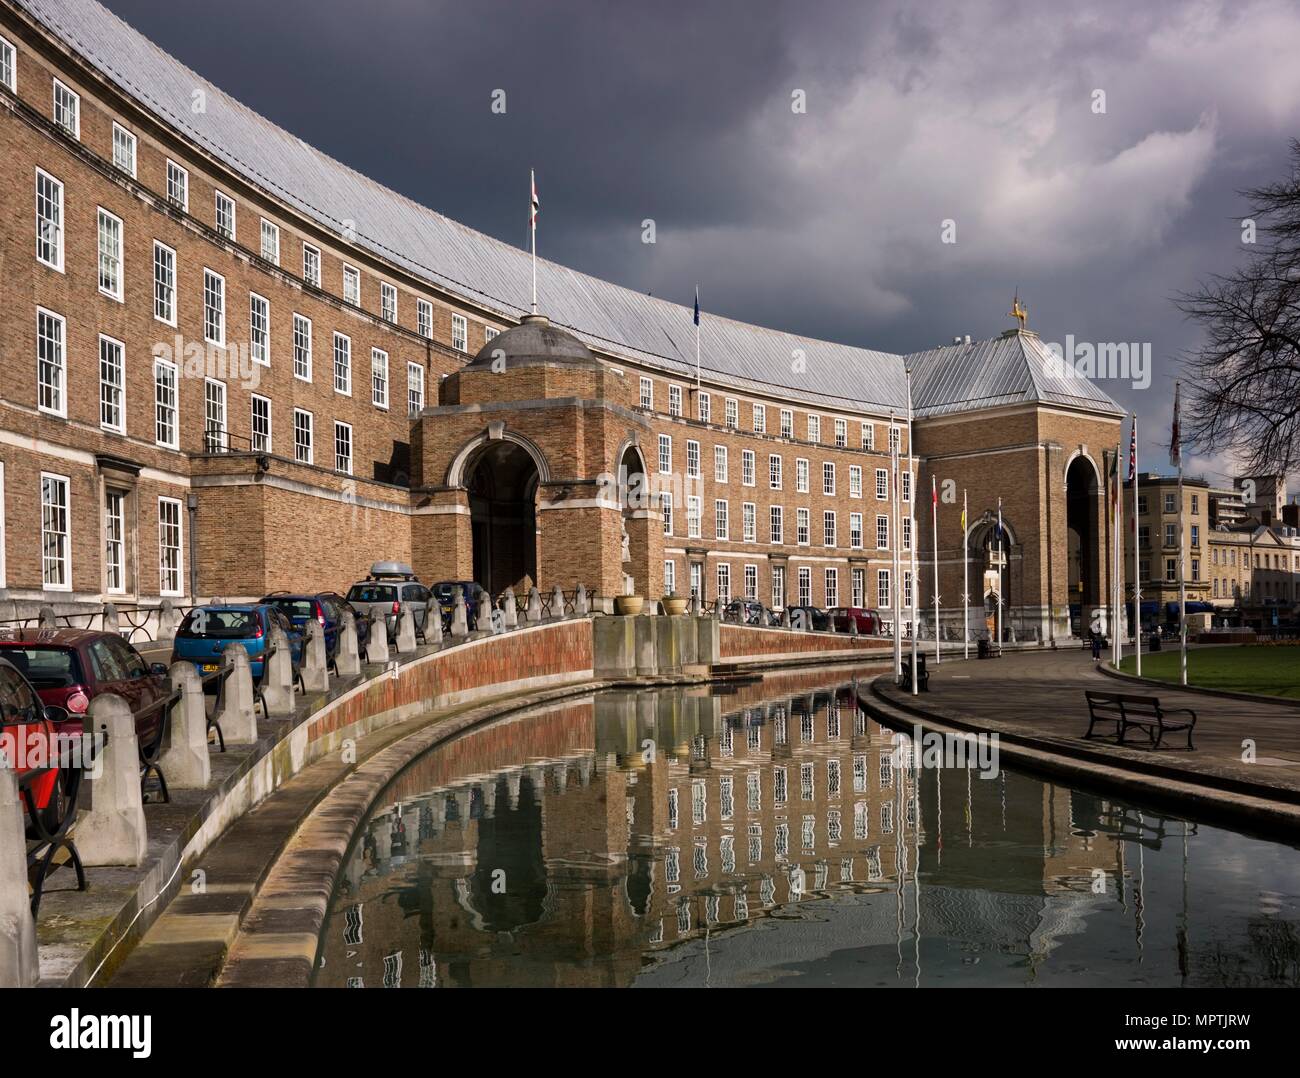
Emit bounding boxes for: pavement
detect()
[867,647,1300,822]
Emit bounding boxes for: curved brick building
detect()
[0,0,1126,642]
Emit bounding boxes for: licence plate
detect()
[201,663,219,672]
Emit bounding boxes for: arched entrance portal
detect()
[1066,455,1102,629]
[466,442,539,595]
[619,443,652,597]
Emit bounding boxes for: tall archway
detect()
[618,442,652,597]
[1065,455,1102,627]
[466,442,539,595]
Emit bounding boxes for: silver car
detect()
[345,562,431,639]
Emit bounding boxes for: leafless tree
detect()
[1177,140,1300,474]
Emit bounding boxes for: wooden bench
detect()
[1083,690,1197,750]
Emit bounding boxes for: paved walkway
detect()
[871,648,1300,803]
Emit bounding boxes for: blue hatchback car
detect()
[260,592,366,659]
[170,604,303,686]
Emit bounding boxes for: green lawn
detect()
[1117,645,1300,699]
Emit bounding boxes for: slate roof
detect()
[14,0,1122,422]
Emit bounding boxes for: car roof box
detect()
[369,560,415,579]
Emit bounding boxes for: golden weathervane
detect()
[1009,291,1028,330]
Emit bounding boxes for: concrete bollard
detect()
[475,596,492,633]
[216,644,258,745]
[366,614,390,663]
[301,618,330,691]
[395,604,418,653]
[426,606,444,646]
[552,583,566,619]
[156,598,180,644]
[160,663,210,788]
[526,587,542,624]
[102,601,120,636]
[780,606,791,628]
[0,759,39,987]
[502,587,519,629]
[336,610,362,676]
[575,583,589,617]
[261,624,296,716]
[38,605,57,630]
[689,593,701,617]
[849,616,859,638]
[78,695,147,867]
[450,590,469,639]
[713,599,724,622]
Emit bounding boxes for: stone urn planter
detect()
[661,596,688,616]
[614,595,645,616]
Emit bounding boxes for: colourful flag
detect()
[1127,413,1138,482]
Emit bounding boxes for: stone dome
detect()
[465,314,600,370]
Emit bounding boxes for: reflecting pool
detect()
[314,666,1300,988]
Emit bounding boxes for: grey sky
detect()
[100,0,1300,488]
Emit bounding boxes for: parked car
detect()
[785,605,832,631]
[722,599,778,626]
[0,628,169,746]
[830,607,881,634]
[431,580,490,629]
[0,655,69,824]
[346,562,432,638]
[260,592,370,659]
[170,605,303,688]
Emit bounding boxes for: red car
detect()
[0,655,65,817]
[0,628,170,746]
[830,607,882,635]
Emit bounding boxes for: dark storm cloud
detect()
[100,0,1300,485]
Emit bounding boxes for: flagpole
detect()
[908,368,918,696]
[694,286,701,394]
[996,497,1004,657]
[891,425,901,680]
[962,488,969,661]
[1133,414,1142,676]
[1173,380,1188,686]
[529,169,538,315]
[1115,431,1124,668]
[932,474,940,667]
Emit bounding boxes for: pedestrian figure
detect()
[1090,630,1101,664]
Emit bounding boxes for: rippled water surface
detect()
[315,667,1300,988]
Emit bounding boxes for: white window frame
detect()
[153,357,179,449]
[203,378,227,452]
[259,218,280,265]
[302,243,321,288]
[876,468,889,500]
[158,497,184,597]
[798,566,812,606]
[808,415,821,443]
[725,398,738,429]
[166,159,188,211]
[715,499,729,541]
[251,393,272,453]
[797,507,810,546]
[0,34,15,93]
[334,421,353,475]
[214,190,236,239]
[35,168,64,271]
[714,445,728,483]
[861,422,874,450]
[744,564,758,601]
[639,376,653,410]
[825,567,839,607]
[823,510,837,547]
[772,565,786,609]
[103,487,125,595]
[249,292,270,366]
[381,282,397,323]
[849,465,862,498]
[877,515,890,550]
[99,334,125,434]
[293,313,312,382]
[333,332,352,396]
[770,505,784,545]
[669,384,682,417]
[716,563,732,603]
[823,461,836,496]
[417,299,433,339]
[753,403,766,433]
[878,569,891,609]
[203,268,226,346]
[96,208,124,301]
[112,123,137,177]
[687,495,702,540]
[686,439,700,479]
[294,408,314,464]
[451,313,468,352]
[779,409,793,439]
[407,362,425,418]
[153,241,176,325]
[742,449,755,487]
[834,418,847,447]
[343,264,360,306]
[36,307,67,418]
[371,348,389,409]
[52,78,79,138]
[743,502,756,543]
[698,392,711,423]
[850,511,863,550]
[769,454,782,490]
[40,472,72,591]
[658,434,672,475]
[661,492,673,536]
[664,559,676,595]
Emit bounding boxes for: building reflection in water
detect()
[315,668,1300,989]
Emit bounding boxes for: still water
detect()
[314,667,1300,988]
